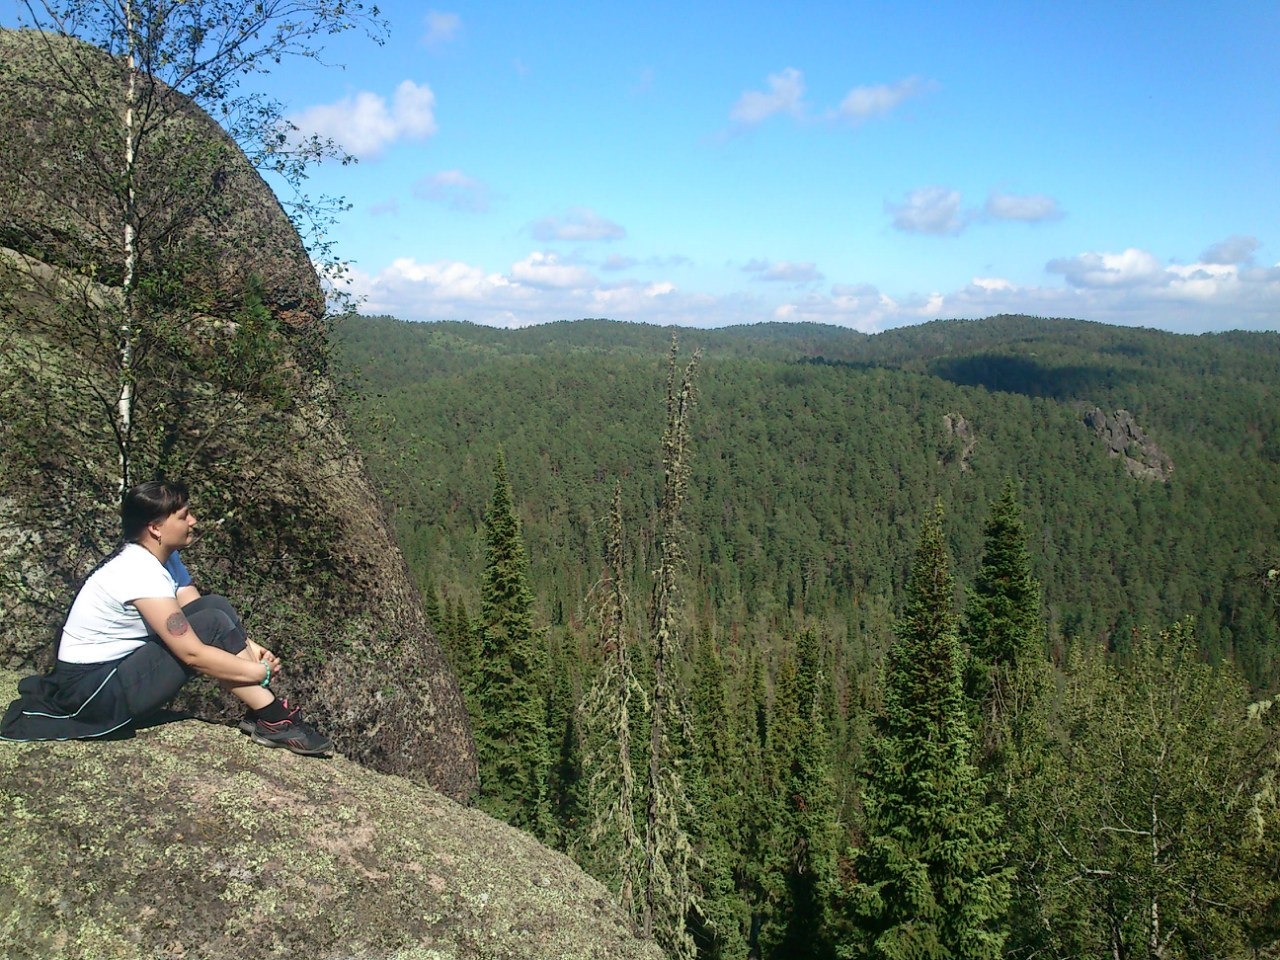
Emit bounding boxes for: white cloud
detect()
[413,169,491,212]
[835,76,934,123]
[347,239,1280,334]
[888,186,970,235]
[775,283,920,333]
[886,186,1065,235]
[1163,262,1239,300]
[380,258,512,298]
[762,244,1280,333]
[511,252,596,290]
[290,80,437,159]
[367,198,399,217]
[972,276,1014,291]
[1047,248,1165,288]
[1200,235,1260,265]
[729,68,807,125]
[422,10,461,49]
[987,248,1280,330]
[350,253,761,327]
[985,191,1064,223]
[743,259,824,283]
[589,280,684,313]
[529,207,626,242]
[726,71,932,136]
[773,254,1280,333]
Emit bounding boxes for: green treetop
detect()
[473,451,551,836]
[963,480,1043,677]
[849,502,1010,960]
[758,628,839,960]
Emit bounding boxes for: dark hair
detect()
[47,479,191,667]
[121,479,189,543]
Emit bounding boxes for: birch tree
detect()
[3,0,383,492]
[1033,621,1277,959]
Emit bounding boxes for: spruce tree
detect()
[740,649,774,955]
[784,629,840,958]
[473,451,551,836]
[959,479,1050,791]
[850,502,1010,960]
[451,596,476,699]
[686,625,750,959]
[757,652,801,955]
[759,629,839,960]
[642,340,701,960]
[577,484,646,911]
[961,481,1053,958]
[962,479,1044,707]
[546,626,584,848]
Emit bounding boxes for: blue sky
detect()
[50,1,1280,332]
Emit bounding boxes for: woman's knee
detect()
[183,594,242,626]
[186,607,247,655]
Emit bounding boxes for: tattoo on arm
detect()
[166,611,191,637]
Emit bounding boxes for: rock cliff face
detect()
[941,412,978,471]
[0,670,661,960]
[0,28,321,324]
[0,27,477,801]
[1081,406,1174,482]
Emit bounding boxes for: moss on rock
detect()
[0,670,663,960]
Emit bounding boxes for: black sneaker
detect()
[250,702,333,757]
[239,699,300,734]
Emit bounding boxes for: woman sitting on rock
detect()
[1,479,331,756]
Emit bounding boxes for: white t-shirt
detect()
[59,544,179,663]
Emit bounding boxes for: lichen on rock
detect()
[0,669,662,960]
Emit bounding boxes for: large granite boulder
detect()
[0,27,322,324]
[0,676,661,960]
[0,27,477,801]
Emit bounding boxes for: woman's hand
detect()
[246,638,281,679]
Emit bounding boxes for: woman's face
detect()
[151,504,197,550]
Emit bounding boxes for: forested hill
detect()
[335,313,1280,688]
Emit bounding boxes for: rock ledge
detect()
[0,673,660,960]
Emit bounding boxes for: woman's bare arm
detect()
[133,596,275,686]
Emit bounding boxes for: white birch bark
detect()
[117,0,139,493]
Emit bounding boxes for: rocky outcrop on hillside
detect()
[1081,406,1173,481]
[0,27,477,800]
[941,412,978,471]
[0,672,662,960]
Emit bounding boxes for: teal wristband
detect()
[260,663,271,688]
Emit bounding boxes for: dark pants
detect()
[115,595,249,719]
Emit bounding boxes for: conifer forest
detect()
[335,312,1280,960]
